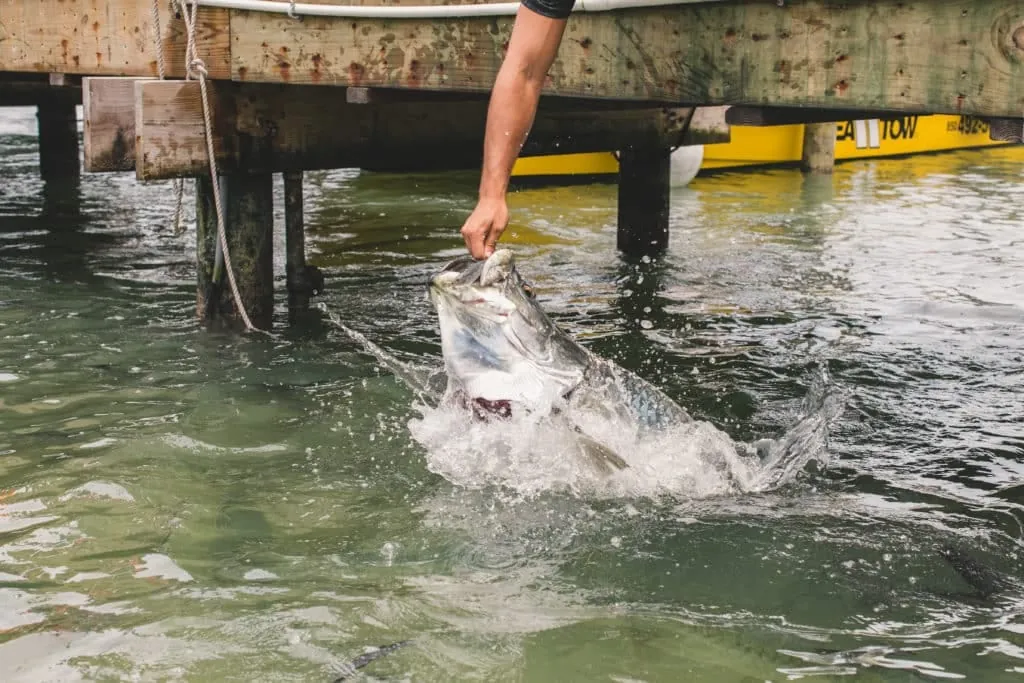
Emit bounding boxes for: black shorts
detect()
[521,0,576,20]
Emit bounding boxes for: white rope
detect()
[177,0,262,333]
[150,0,186,236]
[149,0,167,79]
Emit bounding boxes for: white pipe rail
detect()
[189,0,725,19]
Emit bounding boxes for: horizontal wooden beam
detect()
[0,86,81,108]
[4,1,1024,117]
[0,2,230,79]
[132,80,728,179]
[226,0,1024,117]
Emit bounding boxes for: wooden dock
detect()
[2,0,1023,330]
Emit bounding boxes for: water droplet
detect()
[381,541,398,566]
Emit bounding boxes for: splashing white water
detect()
[407,367,839,501]
[327,310,841,501]
[408,403,749,499]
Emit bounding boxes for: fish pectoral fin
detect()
[573,428,629,473]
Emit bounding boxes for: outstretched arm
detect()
[460,4,571,259]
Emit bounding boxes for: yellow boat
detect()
[511,114,1013,185]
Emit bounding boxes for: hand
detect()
[460,197,509,260]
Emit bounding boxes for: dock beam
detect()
[617,147,672,257]
[196,174,275,331]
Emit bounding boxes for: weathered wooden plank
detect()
[133,79,723,179]
[82,77,153,171]
[134,78,236,180]
[228,0,1024,117]
[687,105,729,144]
[0,1,230,79]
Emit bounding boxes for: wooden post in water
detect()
[284,172,306,317]
[196,175,225,324]
[617,147,671,257]
[195,174,275,331]
[284,171,323,323]
[36,99,80,182]
[801,123,836,174]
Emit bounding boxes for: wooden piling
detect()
[195,174,275,331]
[36,99,80,182]
[284,171,321,322]
[284,172,305,303]
[617,147,671,257]
[800,123,836,174]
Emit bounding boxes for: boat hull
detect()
[510,114,1013,184]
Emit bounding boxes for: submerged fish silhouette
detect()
[938,544,1015,600]
[329,640,412,682]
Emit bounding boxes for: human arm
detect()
[460,2,573,259]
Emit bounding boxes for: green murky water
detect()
[2,106,1024,681]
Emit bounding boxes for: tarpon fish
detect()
[329,640,412,682]
[427,249,699,472]
[938,544,1015,601]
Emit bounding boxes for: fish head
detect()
[428,249,586,407]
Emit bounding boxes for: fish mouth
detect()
[427,250,518,317]
[428,255,483,291]
[429,250,515,291]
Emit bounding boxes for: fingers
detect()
[461,201,509,259]
[484,227,500,258]
[461,219,487,260]
[484,207,508,258]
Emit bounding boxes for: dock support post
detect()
[196,174,275,331]
[37,99,80,183]
[801,123,836,174]
[283,171,323,323]
[617,147,671,257]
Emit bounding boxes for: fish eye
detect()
[521,283,535,298]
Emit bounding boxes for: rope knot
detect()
[188,58,209,78]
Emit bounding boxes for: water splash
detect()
[327,307,841,501]
[408,366,840,500]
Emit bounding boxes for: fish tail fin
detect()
[575,430,629,473]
